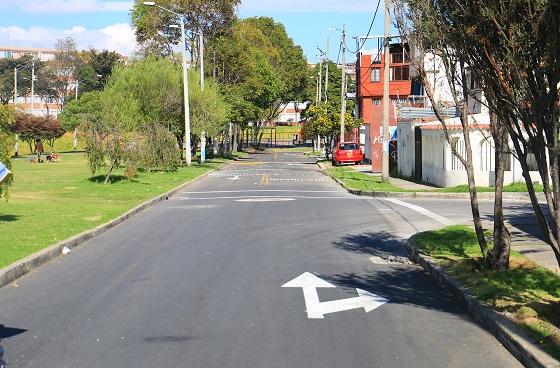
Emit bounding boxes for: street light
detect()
[330,25,347,143]
[143,1,192,166]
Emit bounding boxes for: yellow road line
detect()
[259,173,270,186]
[273,153,277,160]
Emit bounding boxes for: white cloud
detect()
[0,0,133,13]
[0,23,138,56]
[238,0,374,13]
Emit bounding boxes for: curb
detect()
[406,236,560,368]
[0,164,225,290]
[317,162,542,201]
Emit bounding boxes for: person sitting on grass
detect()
[46,152,59,162]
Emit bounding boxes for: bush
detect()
[139,124,180,171]
[0,104,14,200]
[11,113,65,152]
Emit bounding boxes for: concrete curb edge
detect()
[0,164,225,290]
[316,161,541,201]
[406,236,559,368]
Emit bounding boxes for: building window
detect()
[392,52,404,64]
[371,68,381,82]
[390,66,410,81]
[372,99,381,106]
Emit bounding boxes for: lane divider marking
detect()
[383,198,455,225]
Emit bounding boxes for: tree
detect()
[399,0,560,268]
[60,91,102,134]
[210,17,309,148]
[74,49,122,97]
[107,57,184,149]
[0,55,37,105]
[301,60,359,155]
[395,1,492,265]
[131,0,239,56]
[11,113,65,152]
[302,102,361,158]
[0,104,14,200]
[81,83,140,184]
[188,69,230,153]
[50,37,79,110]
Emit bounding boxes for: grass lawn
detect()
[415,225,560,359]
[328,167,405,192]
[437,182,544,193]
[0,152,231,269]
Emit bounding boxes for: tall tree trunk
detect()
[491,116,511,269]
[233,124,239,152]
[73,127,78,150]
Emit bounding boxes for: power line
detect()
[346,0,382,54]
[335,41,342,65]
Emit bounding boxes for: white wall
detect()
[397,122,415,178]
[418,127,542,187]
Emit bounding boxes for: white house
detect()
[398,113,542,187]
[273,102,309,124]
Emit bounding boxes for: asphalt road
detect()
[0,152,522,367]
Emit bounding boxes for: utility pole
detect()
[143,1,191,166]
[180,16,192,166]
[339,24,347,143]
[13,67,17,104]
[199,30,207,164]
[31,60,35,112]
[318,51,323,103]
[382,0,391,181]
[325,37,330,103]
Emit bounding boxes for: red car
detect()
[332,142,364,166]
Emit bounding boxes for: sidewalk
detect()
[349,165,560,272]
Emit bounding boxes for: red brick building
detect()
[356,43,413,172]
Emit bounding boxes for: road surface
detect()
[0,152,521,367]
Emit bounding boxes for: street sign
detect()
[282,272,388,319]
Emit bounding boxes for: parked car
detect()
[332,142,364,166]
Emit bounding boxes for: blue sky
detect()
[0,0,388,62]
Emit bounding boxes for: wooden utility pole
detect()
[382,0,391,181]
[339,24,347,143]
[325,37,330,103]
[318,53,323,103]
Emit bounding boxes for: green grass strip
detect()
[328,167,405,192]
[415,225,560,359]
[0,153,230,269]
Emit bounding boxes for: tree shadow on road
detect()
[327,231,470,316]
[333,231,410,259]
[481,202,552,242]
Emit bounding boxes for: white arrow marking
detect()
[282,272,388,319]
[228,175,240,180]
